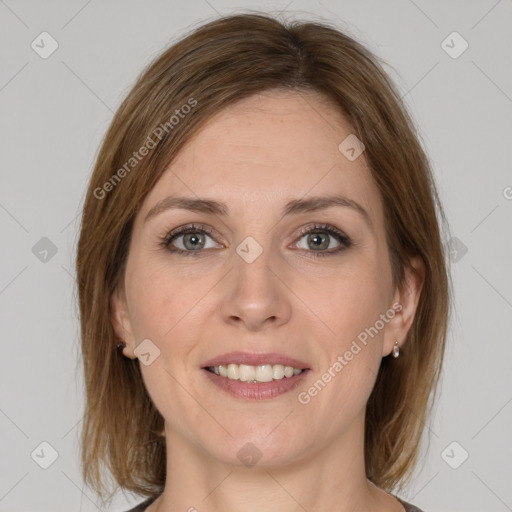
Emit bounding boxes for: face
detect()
[111,89,420,468]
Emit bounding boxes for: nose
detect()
[219,245,292,332]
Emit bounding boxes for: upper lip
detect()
[202,351,310,369]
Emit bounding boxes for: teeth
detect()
[239,364,256,382]
[273,364,284,379]
[227,364,239,380]
[209,363,304,382]
[256,364,273,382]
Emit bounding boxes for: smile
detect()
[201,351,310,399]
[206,363,304,382]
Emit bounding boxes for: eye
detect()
[293,224,352,257]
[160,223,222,255]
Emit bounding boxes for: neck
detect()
[150,411,402,512]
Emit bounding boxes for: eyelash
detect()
[159,223,353,259]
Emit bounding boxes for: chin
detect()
[202,429,309,469]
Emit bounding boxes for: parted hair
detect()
[76,12,451,504]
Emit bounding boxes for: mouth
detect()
[201,352,310,400]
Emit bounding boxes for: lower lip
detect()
[202,368,310,400]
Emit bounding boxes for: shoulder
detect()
[123,495,160,512]
[394,495,426,512]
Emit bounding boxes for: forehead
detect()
[141,90,383,224]
[185,90,355,172]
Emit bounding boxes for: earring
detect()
[116,341,127,351]
[392,340,400,358]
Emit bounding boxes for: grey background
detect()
[0,1,511,511]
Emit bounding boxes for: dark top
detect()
[125,494,425,511]
[125,494,158,512]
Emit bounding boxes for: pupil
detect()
[185,233,204,250]
[308,233,328,250]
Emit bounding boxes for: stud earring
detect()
[116,341,127,351]
[392,340,400,358]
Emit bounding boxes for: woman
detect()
[77,13,451,512]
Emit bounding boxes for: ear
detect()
[382,256,425,357]
[110,286,137,359]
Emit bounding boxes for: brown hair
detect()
[76,12,452,504]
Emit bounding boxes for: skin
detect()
[111,89,425,512]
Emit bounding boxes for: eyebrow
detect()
[144,195,373,231]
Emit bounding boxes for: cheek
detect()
[317,258,391,345]
[299,277,387,432]
[309,253,391,406]
[125,254,219,348]
[125,256,183,339]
